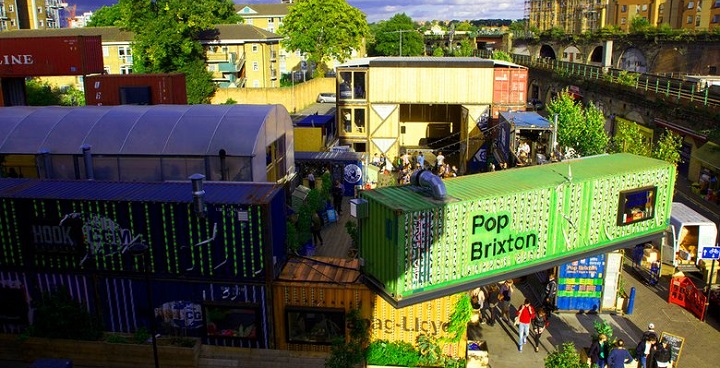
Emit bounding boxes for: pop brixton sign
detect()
[369,154,678,306]
[557,255,605,312]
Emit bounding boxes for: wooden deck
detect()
[312,196,355,259]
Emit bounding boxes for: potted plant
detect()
[616,275,628,312]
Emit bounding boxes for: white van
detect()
[657,202,718,273]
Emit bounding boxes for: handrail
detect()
[477,50,720,109]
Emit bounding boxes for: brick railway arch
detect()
[561,45,582,62]
[539,44,557,60]
[651,47,688,75]
[617,47,648,73]
[589,45,603,65]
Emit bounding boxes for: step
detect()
[198,357,238,368]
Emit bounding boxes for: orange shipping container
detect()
[0,36,103,77]
[84,73,188,106]
[493,68,527,105]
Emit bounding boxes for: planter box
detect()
[21,336,200,368]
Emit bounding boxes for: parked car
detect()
[527,98,544,111]
[317,93,337,103]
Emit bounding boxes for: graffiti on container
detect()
[409,211,434,286]
[156,301,203,329]
[469,212,538,261]
[371,316,449,336]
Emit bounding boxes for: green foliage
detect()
[547,91,609,157]
[417,334,442,366]
[455,39,474,57]
[25,79,60,106]
[593,320,615,343]
[222,98,237,105]
[306,188,326,213]
[610,119,651,156]
[442,294,472,343]
[652,129,683,166]
[325,339,364,368]
[630,16,652,34]
[297,204,313,247]
[509,20,526,32]
[491,51,512,62]
[116,0,240,104]
[365,340,420,367]
[432,47,445,56]
[370,13,424,56]
[286,220,300,254]
[59,86,85,106]
[86,5,123,27]
[545,342,586,368]
[133,326,152,344]
[345,220,358,245]
[30,287,103,341]
[610,70,640,87]
[105,334,130,344]
[170,336,197,347]
[279,0,370,71]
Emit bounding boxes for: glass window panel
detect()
[119,157,162,182]
[93,156,119,181]
[286,308,345,344]
[49,155,76,179]
[227,157,252,181]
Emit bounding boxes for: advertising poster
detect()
[557,254,605,312]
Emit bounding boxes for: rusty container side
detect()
[84,73,188,106]
[492,68,527,105]
[0,36,104,77]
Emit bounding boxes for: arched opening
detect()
[539,44,556,60]
[618,47,648,73]
[589,46,603,64]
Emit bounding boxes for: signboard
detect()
[557,254,605,312]
[701,246,720,260]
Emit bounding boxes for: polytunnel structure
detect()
[0,104,295,183]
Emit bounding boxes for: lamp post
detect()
[385,30,414,56]
[127,242,160,368]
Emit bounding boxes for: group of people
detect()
[589,323,674,368]
[469,275,558,353]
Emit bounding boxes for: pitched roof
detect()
[235,3,291,17]
[0,24,281,43]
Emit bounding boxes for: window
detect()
[102,46,109,57]
[252,44,258,53]
[621,5,627,12]
[713,14,720,23]
[208,64,218,72]
[246,19,253,25]
[8,5,13,12]
[268,18,274,24]
[253,80,260,87]
[252,61,259,71]
[118,46,132,63]
[206,304,261,340]
[39,20,44,28]
[688,16,693,24]
[37,7,42,13]
[120,65,132,74]
[688,1,694,8]
[642,4,647,11]
[621,17,626,24]
[659,4,665,11]
[103,66,111,74]
[286,308,345,344]
[715,0,720,7]
[696,15,701,26]
[617,186,657,226]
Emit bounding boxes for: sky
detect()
[70,0,525,24]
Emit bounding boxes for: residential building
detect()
[0,24,283,89]
[0,0,66,31]
[526,0,717,33]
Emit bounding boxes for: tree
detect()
[546,91,609,157]
[432,47,445,56]
[454,39,474,57]
[630,16,652,34]
[369,13,424,56]
[26,79,85,106]
[491,51,512,62]
[279,0,370,71]
[610,119,652,157]
[116,0,241,104]
[545,342,586,368]
[86,5,123,27]
[652,129,683,166]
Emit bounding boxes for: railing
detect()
[479,50,720,109]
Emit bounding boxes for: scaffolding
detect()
[525,0,608,33]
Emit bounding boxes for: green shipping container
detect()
[359,153,675,307]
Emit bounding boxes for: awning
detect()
[654,118,707,143]
[692,142,720,172]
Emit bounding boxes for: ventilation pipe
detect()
[81,144,94,180]
[219,149,228,181]
[39,149,53,179]
[189,173,206,217]
[410,169,447,200]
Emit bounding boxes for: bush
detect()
[365,340,421,367]
[545,342,586,368]
[30,287,103,341]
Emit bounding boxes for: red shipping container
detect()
[0,36,103,77]
[491,103,525,119]
[84,73,188,106]
[493,68,527,105]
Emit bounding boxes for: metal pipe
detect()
[189,173,206,217]
[410,169,447,200]
[39,149,53,179]
[81,144,94,180]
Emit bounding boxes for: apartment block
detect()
[0,0,66,31]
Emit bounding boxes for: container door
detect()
[696,224,718,265]
[662,228,676,266]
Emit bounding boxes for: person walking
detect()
[607,339,634,368]
[311,212,323,246]
[469,287,486,324]
[417,152,425,169]
[531,308,549,352]
[516,299,535,352]
[499,280,514,323]
[307,171,316,189]
[435,151,445,172]
[331,181,344,215]
[486,284,500,326]
[588,333,610,368]
[543,274,558,313]
[635,330,658,368]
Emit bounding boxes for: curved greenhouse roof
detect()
[0,104,292,157]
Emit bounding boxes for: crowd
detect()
[370,150,459,185]
[468,276,675,367]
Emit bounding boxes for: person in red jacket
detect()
[516,299,535,352]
